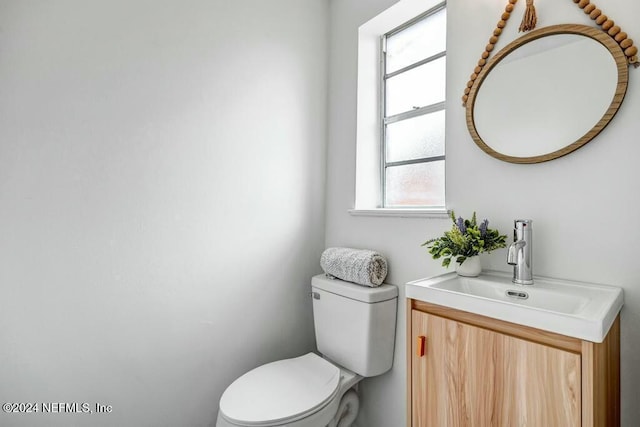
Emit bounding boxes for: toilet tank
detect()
[311,274,398,377]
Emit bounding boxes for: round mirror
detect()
[466,24,628,164]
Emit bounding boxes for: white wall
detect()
[0,1,328,426]
[327,0,640,426]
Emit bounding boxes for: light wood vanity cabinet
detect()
[407,300,620,427]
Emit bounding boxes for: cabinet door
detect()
[411,310,581,427]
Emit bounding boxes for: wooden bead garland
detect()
[615,32,627,43]
[621,39,633,49]
[608,26,621,37]
[463,0,639,106]
[462,0,518,105]
[575,0,639,67]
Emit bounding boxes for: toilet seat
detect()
[218,353,340,426]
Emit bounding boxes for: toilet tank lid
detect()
[312,274,398,303]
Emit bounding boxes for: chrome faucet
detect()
[507,219,533,285]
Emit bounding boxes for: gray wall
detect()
[327,0,640,426]
[0,1,328,426]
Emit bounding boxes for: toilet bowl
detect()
[216,353,361,427]
[216,275,398,427]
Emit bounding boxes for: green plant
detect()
[422,211,507,268]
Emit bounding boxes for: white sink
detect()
[406,271,623,342]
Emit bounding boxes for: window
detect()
[353,0,447,215]
[381,3,446,208]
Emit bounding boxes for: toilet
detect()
[216,274,398,427]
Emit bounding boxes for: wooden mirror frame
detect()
[465,24,628,164]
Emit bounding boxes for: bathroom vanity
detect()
[406,272,623,427]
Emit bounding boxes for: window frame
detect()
[379,1,447,208]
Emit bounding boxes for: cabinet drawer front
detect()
[411,310,581,427]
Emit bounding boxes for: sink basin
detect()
[406,271,623,342]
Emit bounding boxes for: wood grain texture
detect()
[406,299,413,427]
[465,24,629,164]
[582,316,620,427]
[411,300,582,353]
[408,300,622,427]
[411,310,581,426]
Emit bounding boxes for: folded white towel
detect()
[320,247,388,287]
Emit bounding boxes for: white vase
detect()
[455,255,481,277]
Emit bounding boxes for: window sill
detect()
[348,208,450,218]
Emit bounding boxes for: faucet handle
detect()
[513,219,532,241]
